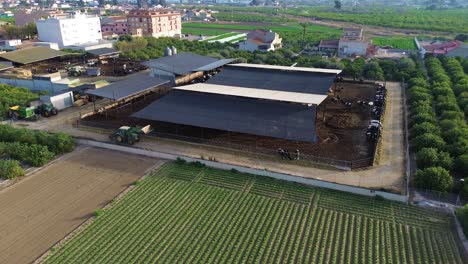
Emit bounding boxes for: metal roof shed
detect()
[145,53,231,75]
[206,66,337,95]
[131,90,318,143]
[0,47,68,65]
[85,72,169,101]
[87,48,121,59]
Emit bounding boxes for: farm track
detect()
[43,162,465,264]
[0,147,162,264]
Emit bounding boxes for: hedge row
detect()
[406,62,454,192]
[0,159,24,180]
[0,124,75,155]
[0,142,54,167]
[442,57,468,116]
[426,58,468,174]
[0,125,75,180]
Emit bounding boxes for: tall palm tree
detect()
[299,22,310,49]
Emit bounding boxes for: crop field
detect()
[42,162,465,264]
[205,6,468,33]
[372,37,417,50]
[182,22,341,47]
[183,22,339,34]
[201,32,247,43]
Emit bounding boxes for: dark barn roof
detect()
[87,48,120,57]
[207,66,336,95]
[0,47,68,65]
[131,90,318,142]
[86,72,168,100]
[145,53,233,75]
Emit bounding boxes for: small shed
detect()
[40,91,74,110]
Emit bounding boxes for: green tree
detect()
[410,122,440,139]
[411,133,446,151]
[415,167,453,192]
[454,154,468,176]
[334,0,342,9]
[22,22,37,39]
[362,60,384,80]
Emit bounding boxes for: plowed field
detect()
[0,147,162,264]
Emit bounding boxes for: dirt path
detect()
[0,147,162,264]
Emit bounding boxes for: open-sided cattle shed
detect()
[131,63,341,143]
[86,72,169,101]
[0,47,68,65]
[87,48,120,59]
[131,90,318,142]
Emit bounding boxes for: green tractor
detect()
[8,105,40,121]
[109,125,152,145]
[35,103,58,118]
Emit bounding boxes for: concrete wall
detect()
[0,77,70,93]
[77,139,408,203]
[339,40,368,56]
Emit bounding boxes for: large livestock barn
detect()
[82,52,383,168]
[132,63,340,143]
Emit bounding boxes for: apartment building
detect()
[36,11,102,48]
[127,9,181,38]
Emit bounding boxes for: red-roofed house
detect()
[423,40,462,55]
[238,30,282,52]
[318,39,339,53]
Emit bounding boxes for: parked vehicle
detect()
[109,125,152,145]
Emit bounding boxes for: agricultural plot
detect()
[183,22,341,47]
[43,162,465,264]
[372,37,417,50]
[201,32,247,43]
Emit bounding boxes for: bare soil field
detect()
[0,147,162,264]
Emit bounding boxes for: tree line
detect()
[407,56,468,195]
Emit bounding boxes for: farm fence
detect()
[76,119,374,170]
[76,138,408,203]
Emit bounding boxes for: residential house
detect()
[338,28,369,57]
[238,30,282,52]
[422,40,467,58]
[318,39,339,54]
[182,9,217,21]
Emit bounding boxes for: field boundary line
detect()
[76,139,408,203]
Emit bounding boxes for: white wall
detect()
[76,139,409,203]
[339,40,368,57]
[36,13,102,48]
[239,39,259,52]
[0,77,71,93]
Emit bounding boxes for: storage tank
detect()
[164,46,172,56]
[171,46,177,55]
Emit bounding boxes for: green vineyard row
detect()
[43,162,465,264]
